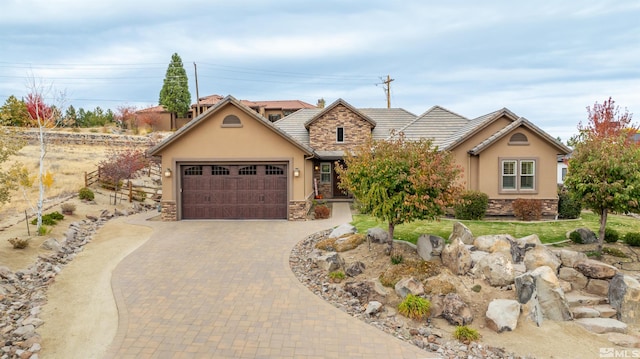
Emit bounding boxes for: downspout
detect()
[304,154,315,199]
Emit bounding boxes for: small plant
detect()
[624,232,640,247]
[78,187,95,201]
[134,189,147,202]
[31,211,64,226]
[37,225,51,236]
[398,294,431,320]
[471,284,482,293]
[569,230,583,244]
[604,228,620,243]
[8,237,29,249]
[585,251,599,257]
[454,190,488,220]
[602,247,628,258]
[512,198,542,221]
[328,270,346,282]
[453,325,480,342]
[390,250,404,265]
[61,203,76,215]
[314,204,330,219]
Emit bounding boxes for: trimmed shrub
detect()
[557,190,582,219]
[8,237,29,249]
[398,294,431,320]
[31,211,64,226]
[314,204,330,219]
[512,198,542,221]
[604,228,620,243]
[60,203,76,214]
[78,187,95,201]
[569,230,583,244]
[454,191,489,220]
[624,232,640,247]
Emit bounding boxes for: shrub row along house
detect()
[148,96,570,221]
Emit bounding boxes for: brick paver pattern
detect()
[105,203,438,359]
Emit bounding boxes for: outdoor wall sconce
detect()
[164,168,172,178]
[294,168,300,177]
[314,165,319,171]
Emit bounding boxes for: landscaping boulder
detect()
[416,235,433,261]
[441,293,473,325]
[329,223,357,239]
[511,234,541,262]
[608,274,640,326]
[366,227,389,244]
[586,279,610,297]
[365,301,383,316]
[473,234,513,254]
[395,277,425,298]
[313,252,344,272]
[607,333,640,348]
[40,238,61,252]
[575,318,627,334]
[334,234,365,252]
[449,222,474,245]
[558,267,588,291]
[486,299,521,333]
[575,259,618,279]
[474,251,515,286]
[345,261,366,277]
[554,249,588,268]
[441,238,472,275]
[515,266,572,326]
[523,245,561,273]
[470,250,489,267]
[344,281,382,304]
[569,227,598,244]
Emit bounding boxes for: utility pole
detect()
[379,75,394,108]
[193,62,200,116]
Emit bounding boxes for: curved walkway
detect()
[105,203,437,358]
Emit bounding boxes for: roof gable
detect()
[303,98,376,129]
[148,95,314,156]
[468,117,571,155]
[444,108,519,150]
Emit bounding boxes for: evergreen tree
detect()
[0,95,29,126]
[159,53,191,119]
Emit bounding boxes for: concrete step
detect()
[575,318,627,334]
[565,291,608,307]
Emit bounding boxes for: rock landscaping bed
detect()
[290,222,640,358]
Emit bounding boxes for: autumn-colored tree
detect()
[99,148,149,205]
[336,133,464,253]
[115,105,138,131]
[565,98,640,255]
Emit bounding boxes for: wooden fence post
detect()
[128,181,133,203]
[84,171,88,187]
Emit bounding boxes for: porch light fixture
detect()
[314,165,319,171]
[293,168,300,177]
[164,168,172,178]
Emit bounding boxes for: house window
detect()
[320,163,331,183]
[268,114,281,122]
[211,166,229,175]
[265,165,284,175]
[509,133,528,145]
[336,127,344,143]
[561,167,568,181]
[222,115,242,127]
[239,165,257,175]
[501,159,536,192]
[184,166,203,176]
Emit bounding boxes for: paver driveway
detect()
[105,203,438,359]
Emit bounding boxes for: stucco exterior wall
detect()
[155,102,311,220]
[308,104,373,151]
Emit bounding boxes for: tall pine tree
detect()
[159,53,191,120]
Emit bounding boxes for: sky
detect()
[1,1,639,142]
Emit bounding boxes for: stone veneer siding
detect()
[487,198,559,218]
[313,168,333,199]
[289,199,311,221]
[161,201,177,221]
[308,104,373,152]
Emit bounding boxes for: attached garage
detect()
[181,163,288,220]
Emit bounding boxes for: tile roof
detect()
[397,106,469,148]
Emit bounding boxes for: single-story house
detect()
[148,96,571,221]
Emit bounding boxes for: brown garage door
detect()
[181,164,288,219]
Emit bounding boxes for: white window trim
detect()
[499,158,538,193]
[320,162,331,183]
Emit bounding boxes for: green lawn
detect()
[351,212,640,244]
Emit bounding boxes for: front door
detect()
[332,161,348,198]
